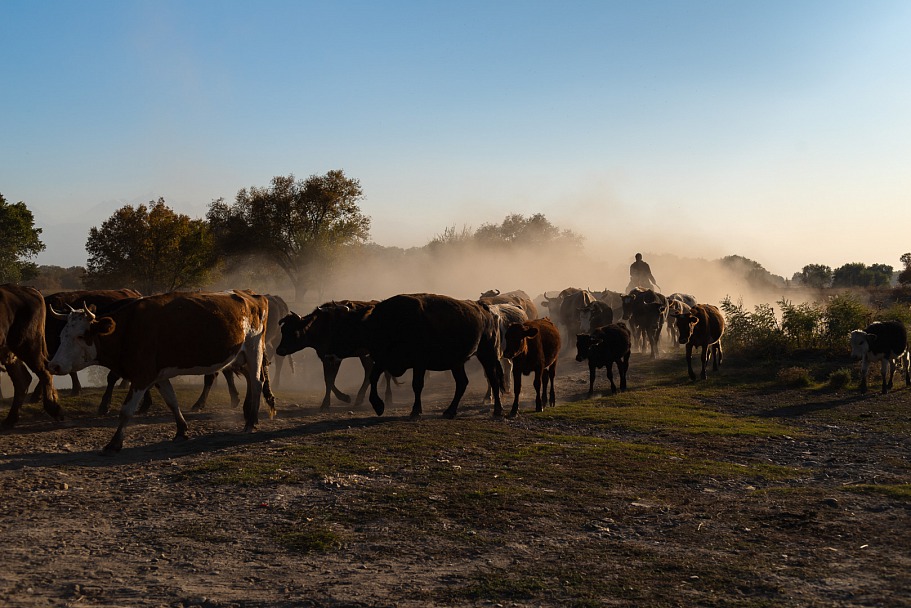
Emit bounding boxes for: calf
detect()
[501,318,561,416]
[673,303,725,380]
[575,323,631,396]
[850,321,910,394]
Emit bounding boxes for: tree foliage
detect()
[428,213,583,253]
[832,262,893,288]
[0,193,45,283]
[899,253,911,285]
[793,264,832,289]
[207,170,370,302]
[719,255,785,289]
[84,198,220,294]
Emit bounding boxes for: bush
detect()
[821,294,871,351]
[777,367,812,387]
[779,299,823,349]
[720,296,787,357]
[826,367,853,390]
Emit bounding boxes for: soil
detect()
[1,350,910,608]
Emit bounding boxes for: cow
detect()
[849,321,911,394]
[479,289,538,320]
[541,288,595,351]
[592,289,624,324]
[501,318,561,416]
[672,303,725,380]
[665,293,696,346]
[275,300,394,410]
[578,300,614,334]
[0,284,62,428]
[191,293,294,411]
[482,302,529,402]
[48,290,274,453]
[575,323,632,396]
[621,288,668,358]
[364,293,504,419]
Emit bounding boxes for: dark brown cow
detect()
[541,288,595,350]
[501,318,561,416]
[275,300,393,409]
[621,287,668,358]
[479,289,538,320]
[673,303,725,380]
[575,323,632,396]
[365,294,504,419]
[48,290,274,453]
[0,284,61,428]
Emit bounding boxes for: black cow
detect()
[621,288,668,358]
[850,321,910,394]
[365,294,504,419]
[575,323,632,396]
[578,300,614,334]
[541,288,595,350]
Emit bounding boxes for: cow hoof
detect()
[243,424,256,433]
[173,434,189,443]
[191,404,204,412]
[410,412,422,421]
[507,410,519,419]
[441,410,456,420]
[102,443,122,454]
[319,403,331,412]
[372,402,385,416]
[337,393,352,404]
[535,406,544,412]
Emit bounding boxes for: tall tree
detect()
[832,262,892,288]
[794,264,833,289]
[473,213,583,250]
[0,193,45,283]
[85,198,220,294]
[899,253,911,285]
[207,170,371,303]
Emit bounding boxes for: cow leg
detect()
[69,372,82,396]
[410,368,428,419]
[442,365,468,419]
[383,373,394,407]
[606,361,617,394]
[712,342,723,371]
[619,353,629,391]
[587,361,597,397]
[368,365,386,416]
[509,367,523,418]
[272,355,284,390]
[1,360,33,429]
[858,356,870,393]
[685,343,697,381]
[323,357,349,409]
[354,355,372,407]
[97,370,121,415]
[104,385,152,453]
[155,379,190,442]
[700,345,710,380]
[191,374,217,411]
[882,357,892,394]
[137,388,154,414]
[240,336,266,433]
[532,370,544,412]
[260,359,275,418]
[225,370,241,408]
[546,364,556,408]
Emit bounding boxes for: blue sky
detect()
[2,0,910,278]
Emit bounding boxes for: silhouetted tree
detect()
[793,264,832,289]
[0,193,45,283]
[898,253,911,285]
[473,213,583,250]
[832,262,892,288]
[85,198,220,293]
[207,170,370,303]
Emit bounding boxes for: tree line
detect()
[2,170,910,298]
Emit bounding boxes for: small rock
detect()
[823,498,839,508]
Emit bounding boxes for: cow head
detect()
[276,311,324,356]
[502,323,538,359]
[849,330,873,361]
[47,306,116,375]
[673,311,699,344]
[480,289,500,298]
[579,304,594,333]
[575,333,599,362]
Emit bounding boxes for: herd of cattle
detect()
[0,281,906,453]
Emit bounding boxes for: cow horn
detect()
[83,302,96,321]
[66,303,77,313]
[494,289,500,295]
[48,305,69,320]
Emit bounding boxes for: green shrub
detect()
[821,293,871,351]
[777,367,812,387]
[826,367,853,390]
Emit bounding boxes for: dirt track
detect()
[1,354,910,607]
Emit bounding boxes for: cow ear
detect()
[92,317,116,337]
[524,327,540,338]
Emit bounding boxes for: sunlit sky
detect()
[2,0,910,278]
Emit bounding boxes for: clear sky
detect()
[2,0,910,278]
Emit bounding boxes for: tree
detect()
[719,255,785,289]
[832,262,893,288]
[0,193,45,283]
[793,264,832,289]
[85,198,220,294]
[899,253,911,285]
[207,170,371,303]
[473,213,583,250]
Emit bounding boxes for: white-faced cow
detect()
[482,302,529,402]
[275,300,394,410]
[849,321,911,394]
[575,323,632,396]
[673,303,725,380]
[48,290,274,453]
[541,288,595,350]
[578,300,614,334]
[501,318,561,416]
[479,289,538,320]
[364,293,504,419]
[0,284,61,428]
[665,293,696,346]
[621,287,668,358]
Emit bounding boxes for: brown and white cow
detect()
[672,303,725,380]
[0,284,61,428]
[501,317,561,416]
[482,302,529,402]
[665,293,696,346]
[364,293,504,419]
[849,320,910,394]
[275,299,395,410]
[48,290,273,453]
[479,289,538,320]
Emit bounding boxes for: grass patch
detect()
[272,523,346,553]
[843,484,911,501]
